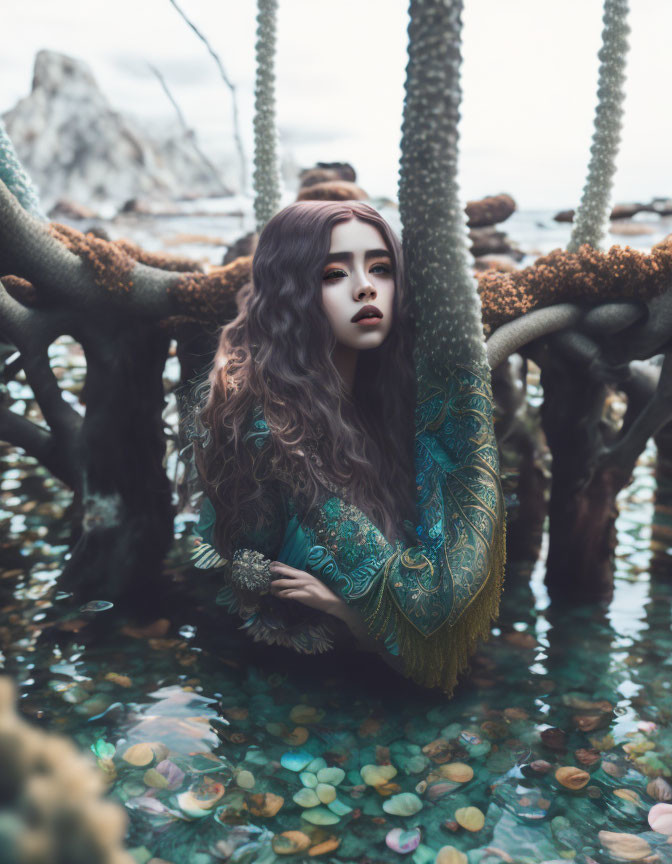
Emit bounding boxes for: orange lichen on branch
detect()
[113,239,202,273]
[39,221,672,333]
[479,238,672,334]
[46,221,248,320]
[48,222,137,296]
[167,254,253,320]
[1,275,38,306]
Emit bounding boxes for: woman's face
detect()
[320,218,395,351]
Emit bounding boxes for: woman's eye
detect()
[323,269,347,281]
[371,264,392,275]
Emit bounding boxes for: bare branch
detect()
[0,281,81,435]
[0,404,75,486]
[148,63,230,196]
[168,0,247,194]
[486,304,583,369]
[597,352,672,474]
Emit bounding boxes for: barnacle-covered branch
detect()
[480,238,672,335]
[398,0,485,371]
[0,179,247,322]
[253,0,281,231]
[0,118,45,220]
[568,0,630,252]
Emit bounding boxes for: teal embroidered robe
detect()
[192,357,506,695]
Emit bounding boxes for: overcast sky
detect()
[3,0,669,209]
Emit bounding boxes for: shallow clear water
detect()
[2,415,672,864]
[2,213,672,863]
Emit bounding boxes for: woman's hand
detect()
[268,562,404,671]
[268,562,345,617]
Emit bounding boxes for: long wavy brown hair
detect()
[193,200,417,558]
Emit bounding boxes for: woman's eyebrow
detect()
[323,249,391,264]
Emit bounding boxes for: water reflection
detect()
[2,362,672,862]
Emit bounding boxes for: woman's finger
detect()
[276,588,307,599]
[269,562,308,578]
[270,577,306,590]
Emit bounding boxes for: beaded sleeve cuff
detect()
[230,547,273,594]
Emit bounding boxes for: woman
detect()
[191,199,505,694]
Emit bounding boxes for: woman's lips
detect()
[354,316,383,326]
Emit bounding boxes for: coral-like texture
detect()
[168,255,252,319]
[478,238,672,335]
[40,219,672,337]
[39,221,246,322]
[398,0,486,372]
[569,0,630,252]
[48,224,203,296]
[1,275,38,307]
[0,676,133,864]
[0,119,45,221]
[47,223,137,295]
[253,0,281,231]
[113,239,203,273]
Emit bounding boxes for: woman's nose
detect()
[354,275,376,300]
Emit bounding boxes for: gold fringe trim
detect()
[362,507,507,696]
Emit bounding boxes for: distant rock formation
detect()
[297,180,368,201]
[2,50,233,212]
[466,193,516,228]
[554,198,672,223]
[465,194,522,263]
[470,226,524,262]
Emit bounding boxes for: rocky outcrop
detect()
[2,50,233,212]
[298,162,356,188]
[555,198,672,223]
[470,227,524,261]
[297,180,368,201]
[466,193,516,228]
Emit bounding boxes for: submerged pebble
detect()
[235,769,255,790]
[281,750,313,772]
[648,802,672,835]
[647,778,672,802]
[289,704,323,724]
[555,766,590,790]
[326,798,352,816]
[385,827,421,854]
[361,763,398,787]
[438,763,473,783]
[382,793,423,816]
[435,847,468,864]
[293,788,320,808]
[246,793,284,818]
[316,766,345,785]
[123,742,168,767]
[272,831,311,855]
[598,830,652,861]
[307,837,340,856]
[300,806,340,825]
[315,783,336,804]
[454,805,485,831]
